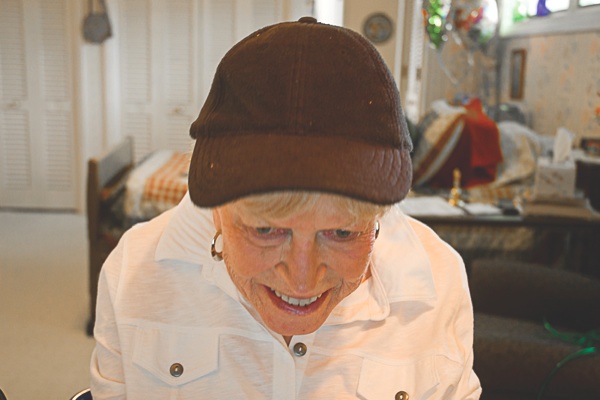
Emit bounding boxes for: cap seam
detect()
[349,30,406,149]
[289,24,307,134]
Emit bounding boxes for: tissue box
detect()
[533,157,576,198]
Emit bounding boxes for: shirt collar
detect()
[155,195,437,324]
[154,192,241,301]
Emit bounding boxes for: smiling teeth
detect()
[272,289,322,307]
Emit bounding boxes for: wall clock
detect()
[363,13,393,44]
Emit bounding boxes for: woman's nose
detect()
[281,239,325,293]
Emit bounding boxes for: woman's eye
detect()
[323,229,359,241]
[335,229,352,239]
[253,227,288,239]
[255,227,273,235]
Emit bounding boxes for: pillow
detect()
[430,99,465,116]
[412,109,438,154]
[412,112,465,186]
[492,122,539,187]
[424,99,503,189]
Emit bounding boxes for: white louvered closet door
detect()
[114,0,197,161]
[0,0,77,209]
[109,0,288,161]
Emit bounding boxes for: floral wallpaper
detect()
[499,31,600,142]
[434,30,600,143]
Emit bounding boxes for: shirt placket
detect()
[289,334,315,398]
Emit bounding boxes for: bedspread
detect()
[142,152,189,208]
[125,150,190,221]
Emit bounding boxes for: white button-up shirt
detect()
[90,193,481,399]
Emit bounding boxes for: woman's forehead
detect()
[229,191,386,221]
[229,194,361,222]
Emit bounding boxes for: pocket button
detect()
[395,391,409,400]
[170,363,184,377]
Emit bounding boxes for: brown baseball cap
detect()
[188,16,412,207]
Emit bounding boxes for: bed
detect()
[85,137,189,334]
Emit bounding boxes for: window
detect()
[500,0,600,37]
[517,0,600,16]
[520,0,569,16]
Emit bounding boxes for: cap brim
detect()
[188,132,412,207]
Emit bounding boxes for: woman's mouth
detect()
[270,288,323,307]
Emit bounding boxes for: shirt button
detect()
[293,342,307,357]
[395,391,409,400]
[170,363,184,377]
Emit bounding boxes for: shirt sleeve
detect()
[90,238,127,399]
[450,281,482,399]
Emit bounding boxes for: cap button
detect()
[298,16,317,24]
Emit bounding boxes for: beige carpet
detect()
[0,210,95,400]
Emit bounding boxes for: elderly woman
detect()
[90,17,481,399]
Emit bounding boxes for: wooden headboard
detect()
[85,136,134,335]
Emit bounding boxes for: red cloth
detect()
[427,98,503,188]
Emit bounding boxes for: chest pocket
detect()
[132,326,219,386]
[357,357,440,400]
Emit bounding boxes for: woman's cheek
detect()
[329,239,374,264]
[226,241,279,277]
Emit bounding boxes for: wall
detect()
[343,0,401,77]
[422,35,499,112]
[499,31,600,141]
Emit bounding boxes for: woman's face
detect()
[212,194,378,338]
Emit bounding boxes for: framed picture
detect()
[510,49,526,99]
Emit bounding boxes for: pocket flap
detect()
[357,357,439,399]
[133,326,219,386]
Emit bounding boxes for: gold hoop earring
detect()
[211,230,223,261]
[375,221,380,239]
